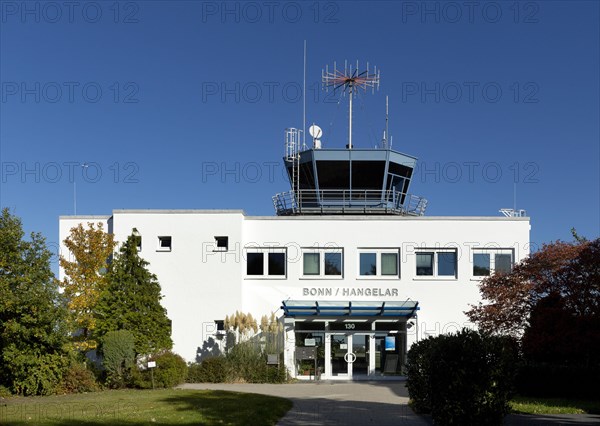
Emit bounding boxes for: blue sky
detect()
[1,1,599,272]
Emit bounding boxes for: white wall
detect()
[60,211,530,362]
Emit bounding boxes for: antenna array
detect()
[322,61,380,149]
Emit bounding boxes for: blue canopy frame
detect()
[281,300,419,318]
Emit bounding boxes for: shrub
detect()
[7,352,68,396]
[58,361,100,394]
[405,338,434,414]
[406,329,517,426]
[132,351,187,389]
[101,330,135,388]
[187,357,229,383]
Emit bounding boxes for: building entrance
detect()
[329,333,371,378]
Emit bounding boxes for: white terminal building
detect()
[59,64,530,380]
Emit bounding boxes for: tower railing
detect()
[272,189,427,216]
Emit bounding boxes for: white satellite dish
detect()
[309,124,322,139]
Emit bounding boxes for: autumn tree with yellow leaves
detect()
[59,222,115,351]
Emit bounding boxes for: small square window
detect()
[158,236,172,251]
[215,236,228,251]
[215,320,224,331]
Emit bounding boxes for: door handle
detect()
[344,352,357,363]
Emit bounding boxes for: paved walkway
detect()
[181,381,426,425]
[179,382,600,426]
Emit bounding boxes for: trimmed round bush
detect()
[406,329,518,426]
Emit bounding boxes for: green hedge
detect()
[187,343,287,384]
[132,351,188,389]
[406,329,518,426]
[187,357,228,383]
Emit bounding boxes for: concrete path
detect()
[180,381,427,425]
[180,382,600,426]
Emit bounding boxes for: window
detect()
[247,253,264,275]
[246,248,287,278]
[302,249,343,277]
[157,236,172,251]
[416,250,457,278]
[134,236,142,252]
[472,249,513,276]
[132,228,141,252]
[358,250,400,278]
[214,236,228,251]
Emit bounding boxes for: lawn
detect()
[511,396,600,415]
[0,389,293,426]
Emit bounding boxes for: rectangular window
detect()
[495,254,512,274]
[381,253,398,276]
[247,252,264,275]
[246,248,287,278]
[303,253,320,275]
[472,249,514,276]
[416,250,457,278]
[268,253,286,276]
[416,253,433,276]
[360,253,377,276]
[157,236,172,251]
[302,248,343,278]
[358,249,400,278]
[438,252,457,276]
[473,253,491,276]
[324,252,342,276]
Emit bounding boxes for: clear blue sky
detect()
[1,1,599,273]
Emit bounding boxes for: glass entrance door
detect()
[331,334,349,376]
[329,333,373,378]
[352,334,369,376]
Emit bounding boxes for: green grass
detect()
[0,389,292,426]
[511,396,600,415]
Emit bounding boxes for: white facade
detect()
[59,210,530,380]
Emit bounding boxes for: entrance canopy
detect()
[281,300,419,318]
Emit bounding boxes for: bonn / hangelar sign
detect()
[302,287,399,297]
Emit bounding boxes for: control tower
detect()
[272,61,428,216]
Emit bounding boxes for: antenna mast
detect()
[322,61,380,149]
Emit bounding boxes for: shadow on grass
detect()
[0,390,292,426]
[160,390,291,426]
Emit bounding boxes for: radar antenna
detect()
[322,61,380,149]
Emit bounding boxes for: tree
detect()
[96,235,172,356]
[467,237,599,344]
[101,330,135,388]
[59,222,115,351]
[0,208,69,395]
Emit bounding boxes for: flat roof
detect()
[58,210,529,221]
